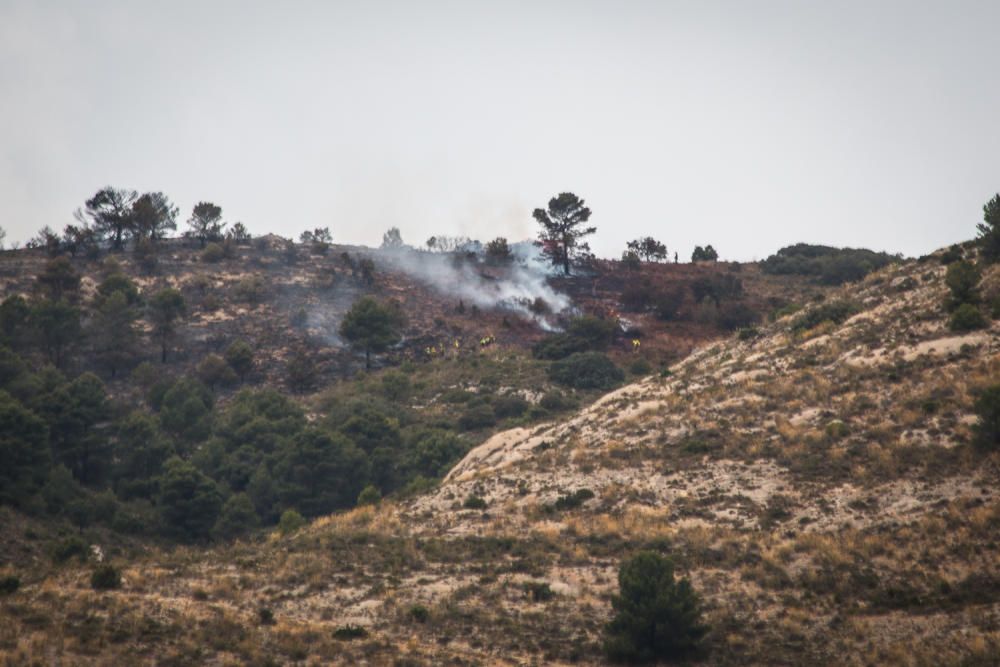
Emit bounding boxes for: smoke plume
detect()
[372,242,570,328]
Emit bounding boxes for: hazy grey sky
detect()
[1,1,996,259]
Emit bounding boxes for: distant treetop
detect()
[977,192,1000,263]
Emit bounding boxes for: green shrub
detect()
[533,316,618,359]
[761,243,895,285]
[408,604,430,622]
[333,624,368,640]
[791,300,859,332]
[357,484,381,506]
[157,457,222,541]
[258,607,276,625]
[523,581,555,602]
[278,509,306,535]
[949,303,986,332]
[552,488,595,511]
[770,303,802,321]
[213,493,260,540]
[620,251,642,271]
[493,394,529,419]
[379,371,411,401]
[825,420,849,440]
[224,340,254,383]
[945,260,981,310]
[566,316,618,348]
[463,495,488,510]
[653,288,686,321]
[90,564,121,590]
[201,243,226,263]
[977,193,1000,263]
[604,551,707,663]
[50,536,88,563]
[458,404,496,431]
[549,352,624,390]
[234,275,267,305]
[0,575,20,595]
[629,358,652,376]
[990,295,1000,319]
[939,245,963,265]
[621,281,657,312]
[539,390,576,412]
[440,388,473,404]
[197,354,238,390]
[532,332,590,360]
[715,302,758,331]
[973,384,1000,452]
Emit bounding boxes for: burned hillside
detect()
[0,238,825,393]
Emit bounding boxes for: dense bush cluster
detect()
[532,316,618,360]
[548,352,624,390]
[0,344,486,542]
[761,243,897,285]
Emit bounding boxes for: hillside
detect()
[1,244,997,665]
[0,239,821,389]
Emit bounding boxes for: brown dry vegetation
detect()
[2,245,999,665]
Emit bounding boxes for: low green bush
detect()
[973,384,1000,452]
[949,303,986,332]
[493,394,530,419]
[408,604,430,622]
[939,245,963,264]
[945,260,981,310]
[458,404,497,430]
[552,488,595,511]
[0,575,20,595]
[629,358,652,376]
[90,564,121,590]
[333,624,369,640]
[462,495,488,510]
[549,352,624,390]
[356,484,381,506]
[539,390,576,412]
[532,333,590,360]
[201,243,226,263]
[791,300,859,332]
[50,536,88,563]
[523,581,555,602]
[278,509,306,535]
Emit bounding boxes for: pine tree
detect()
[76,187,138,251]
[157,457,222,541]
[976,193,1000,263]
[148,288,186,363]
[340,297,405,370]
[604,551,708,663]
[533,192,595,275]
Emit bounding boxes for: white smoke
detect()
[371,243,571,328]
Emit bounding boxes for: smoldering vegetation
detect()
[367,243,572,328]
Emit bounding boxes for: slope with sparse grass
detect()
[2,244,998,665]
